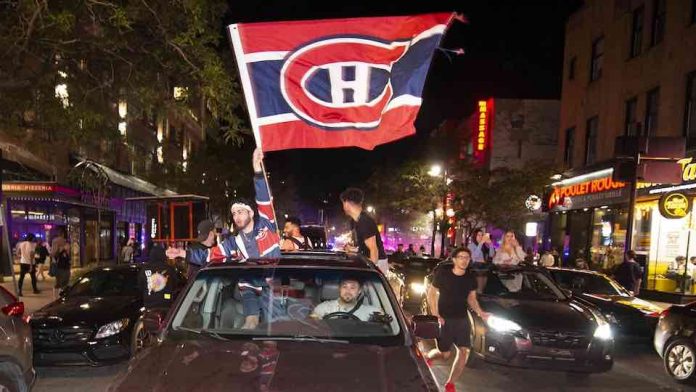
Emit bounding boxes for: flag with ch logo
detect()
[228,13,453,151]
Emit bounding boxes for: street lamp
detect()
[366,205,375,214]
[428,164,443,178]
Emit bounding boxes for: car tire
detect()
[130,319,149,358]
[0,362,28,392]
[664,339,696,384]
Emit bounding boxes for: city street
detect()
[29,338,696,391]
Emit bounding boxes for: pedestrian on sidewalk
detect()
[54,243,71,297]
[17,234,39,296]
[34,240,50,281]
[120,238,135,264]
[426,247,489,392]
[614,250,643,295]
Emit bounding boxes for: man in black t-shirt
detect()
[426,247,489,392]
[339,188,388,274]
[613,250,643,295]
[138,246,180,310]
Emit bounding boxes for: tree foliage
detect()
[0,0,245,155]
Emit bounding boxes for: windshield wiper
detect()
[175,326,229,341]
[253,335,349,344]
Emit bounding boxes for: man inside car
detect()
[310,278,383,322]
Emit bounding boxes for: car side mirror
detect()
[142,308,167,334]
[412,315,440,339]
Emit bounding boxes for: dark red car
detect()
[108,252,440,391]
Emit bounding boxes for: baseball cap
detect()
[196,220,215,242]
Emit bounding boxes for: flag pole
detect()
[228,24,281,234]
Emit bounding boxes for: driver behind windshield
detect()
[310,278,382,321]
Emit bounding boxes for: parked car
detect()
[548,267,662,337]
[108,252,441,391]
[654,302,696,383]
[422,262,614,373]
[391,257,441,304]
[0,285,33,392]
[30,264,186,366]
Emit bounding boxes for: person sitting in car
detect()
[310,277,382,322]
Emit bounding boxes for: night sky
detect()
[224,0,582,221]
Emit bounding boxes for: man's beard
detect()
[339,294,356,304]
[234,217,252,232]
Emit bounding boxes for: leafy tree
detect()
[0,0,245,171]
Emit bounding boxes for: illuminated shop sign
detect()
[658,191,692,219]
[2,183,56,193]
[548,173,626,210]
[473,99,493,163]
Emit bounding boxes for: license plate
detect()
[549,349,572,357]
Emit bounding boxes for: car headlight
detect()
[95,318,130,339]
[593,323,613,340]
[409,282,426,294]
[486,315,522,333]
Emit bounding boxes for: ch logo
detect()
[280,37,409,129]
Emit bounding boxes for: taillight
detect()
[1,302,24,318]
[659,307,671,319]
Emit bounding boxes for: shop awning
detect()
[77,159,177,197]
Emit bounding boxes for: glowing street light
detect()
[428,164,443,177]
[366,206,375,214]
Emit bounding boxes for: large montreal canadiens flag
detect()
[228,13,453,151]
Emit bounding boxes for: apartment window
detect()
[685,72,696,146]
[651,0,666,45]
[645,87,660,136]
[568,57,576,80]
[590,37,604,82]
[585,117,599,165]
[564,127,575,167]
[625,97,638,135]
[630,6,644,57]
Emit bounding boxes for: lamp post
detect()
[428,164,449,257]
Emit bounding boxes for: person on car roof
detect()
[310,277,382,322]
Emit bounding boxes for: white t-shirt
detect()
[311,299,382,322]
[18,241,36,265]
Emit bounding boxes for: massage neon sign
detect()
[473,99,493,163]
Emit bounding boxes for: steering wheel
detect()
[322,312,361,321]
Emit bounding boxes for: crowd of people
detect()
[14,229,72,297]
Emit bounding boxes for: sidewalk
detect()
[1,274,60,314]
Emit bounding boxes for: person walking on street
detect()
[120,238,135,264]
[492,230,526,266]
[340,187,388,275]
[426,247,489,392]
[50,229,66,261]
[54,243,72,296]
[34,240,49,281]
[614,250,643,295]
[281,216,313,251]
[17,234,39,296]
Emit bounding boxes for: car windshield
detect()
[66,268,139,297]
[170,267,403,344]
[482,269,566,301]
[552,271,629,297]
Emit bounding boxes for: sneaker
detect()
[444,382,456,392]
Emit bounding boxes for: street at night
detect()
[3,0,696,391]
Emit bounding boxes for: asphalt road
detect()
[31,337,696,392]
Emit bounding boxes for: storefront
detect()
[632,157,696,299]
[544,167,630,269]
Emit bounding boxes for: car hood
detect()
[32,296,140,326]
[482,297,597,332]
[581,293,663,315]
[109,339,434,392]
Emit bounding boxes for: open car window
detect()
[171,268,402,344]
[483,270,566,301]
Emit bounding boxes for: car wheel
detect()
[0,362,27,392]
[664,339,696,383]
[130,319,149,358]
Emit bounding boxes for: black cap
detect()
[196,220,215,242]
[149,246,166,264]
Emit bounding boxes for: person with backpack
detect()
[281,216,313,251]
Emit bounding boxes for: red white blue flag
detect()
[228,13,453,151]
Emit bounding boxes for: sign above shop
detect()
[658,191,692,219]
[2,183,56,193]
[547,170,626,211]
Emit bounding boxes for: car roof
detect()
[204,251,378,271]
[547,267,610,278]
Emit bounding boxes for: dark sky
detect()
[224,0,581,219]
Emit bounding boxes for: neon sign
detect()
[548,174,626,209]
[476,100,488,151]
[2,183,55,192]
